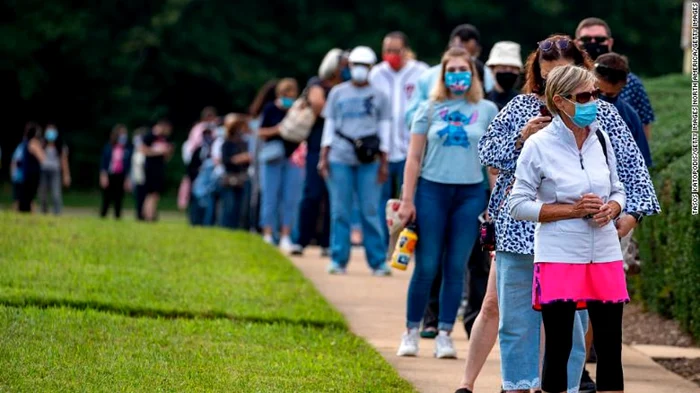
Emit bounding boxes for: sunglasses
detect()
[538,38,572,52]
[563,89,600,104]
[578,36,609,44]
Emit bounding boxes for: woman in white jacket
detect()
[509,65,628,393]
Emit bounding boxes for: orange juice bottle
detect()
[390,224,418,271]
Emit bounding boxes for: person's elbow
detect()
[509,194,542,222]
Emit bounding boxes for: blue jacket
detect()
[605,96,653,167]
[100,143,133,175]
[192,158,221,207]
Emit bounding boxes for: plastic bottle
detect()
[390,224,418,271]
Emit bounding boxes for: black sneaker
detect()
[454,389,472,393]
[289,245,304,256]
[580,369,597,392]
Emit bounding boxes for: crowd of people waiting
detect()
[8,16,660,393]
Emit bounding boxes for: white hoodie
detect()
[509,116,625,264]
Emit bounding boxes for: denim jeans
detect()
[326,161,385,269]
[39,169,62,215]
[351,192,362,230]
[259,158,304,232]
[406,178,485,331]
[220,186,245,229]
[379,160,405,244]
[496,251,588,393]
[188,193,207,226]
[294,151,330,248]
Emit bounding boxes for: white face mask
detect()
[350,65,370,83]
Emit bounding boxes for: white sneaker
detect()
[289,244,304,256]
[397,329,420,357]
[279,236,293,252]
[434,331,457,359]
[262,234,274,245]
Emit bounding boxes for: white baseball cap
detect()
[348,46,377,65]
[486,41,523,69]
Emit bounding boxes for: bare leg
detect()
[458,255,499,390]
[143,193,159,221]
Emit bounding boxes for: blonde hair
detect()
[224,113,250,139]
[545,64,598,117]
[430,47,483,103]
[276,78,298,97]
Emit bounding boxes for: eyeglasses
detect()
[563,89,600,104]
[538,38,572,52]
[578,36,609,44]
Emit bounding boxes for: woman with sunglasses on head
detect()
[510,64,629,393]
[458,35,660,393]
[396,47,498,359]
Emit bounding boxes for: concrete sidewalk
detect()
[289,247,700,393]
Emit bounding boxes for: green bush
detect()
[635,74,700,340]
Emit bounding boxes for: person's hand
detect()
[377,162,389,184]
[124,178,132,192]
[317,158,329,179]
[519,116,552,145]
[398,199,416,227]
[483,209,490,222]
[592,202,619,227]
[571,193,604,218]
[615,214,638,238]
[63,174,71,188]
[100,173,108,189]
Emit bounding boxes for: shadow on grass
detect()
[0,296,347,331]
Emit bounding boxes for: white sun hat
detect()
[486,41,523,69]
[318,48,344,80]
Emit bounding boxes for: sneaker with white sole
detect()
[279,236,293,252]
[289,244,304,256]
[434,332,457,359]
[397,329,420,357]
[372,264,392,277]
[327,262,347,275]
[262,234,274,245]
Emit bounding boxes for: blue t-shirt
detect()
[411,98,499,184]
[608,96,653,167]
[619,72,655,125]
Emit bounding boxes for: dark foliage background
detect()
[0,0,684,188]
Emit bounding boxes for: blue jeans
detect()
[379,160,405,244]
[351,193,361,230]
[188,192,212,226]
[406,178,485,331]
[259,158,304,232]
[220,186,245,229]
[326,162,385,269]
[496,251,588,392]
[294,151,330,248]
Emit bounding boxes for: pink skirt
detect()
[532,261,629,311]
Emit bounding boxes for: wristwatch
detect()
[628,212,644,223]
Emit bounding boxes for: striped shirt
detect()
[369,59,429,162]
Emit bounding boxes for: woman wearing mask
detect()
[257,78,303,249]
[18,124,45,213]
[510,64,628,393]
[319,45,391,276]
[38,124,71,215]
[396,47,498,359]
[457,35,659,393]
[485,41,523,110]
[100,124,132,219]
[220,114,252,229]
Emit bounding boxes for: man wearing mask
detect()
[369,32,429,246]
[485,41,523,110]
[576,17,655,140]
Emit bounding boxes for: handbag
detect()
[336,131,381,164]
[279,89,316,143]
[220,171,248,188]
[259,139,285,163]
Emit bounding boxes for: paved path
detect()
[290,247,700,393]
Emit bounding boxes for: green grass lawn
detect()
[0,213,415,392]
[0,306,412,392]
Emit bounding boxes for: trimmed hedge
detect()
[635,74,700,340]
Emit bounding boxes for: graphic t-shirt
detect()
[411,98,499,184]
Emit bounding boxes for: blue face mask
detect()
[117,134,128,145]
[565,99,598,128]
[45,128,58,142]
[280,97,294,109]
[340,67,352,82]
[444,71,472,95]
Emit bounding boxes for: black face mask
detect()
[582,42,610,60]
[495,72,519,91]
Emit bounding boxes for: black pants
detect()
[18,174,40,213]
[423,236,490,336]
[541,301,624,392]
[295,151,330,248]
[101,174,126,218]
[134,184,146,221]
